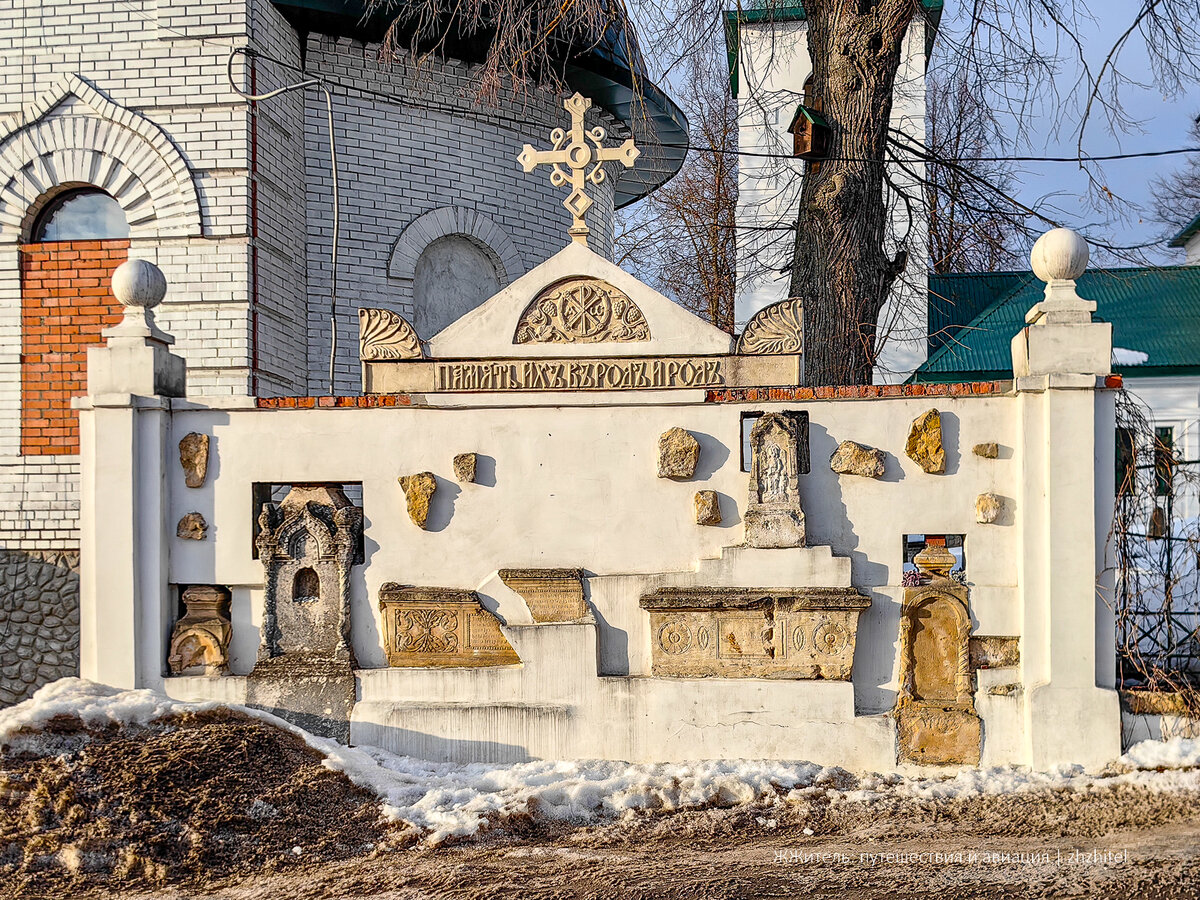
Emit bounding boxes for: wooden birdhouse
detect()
[787,104,830,161]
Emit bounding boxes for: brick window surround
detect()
[20,240,128,456]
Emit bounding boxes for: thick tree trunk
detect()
[789,0,916,386]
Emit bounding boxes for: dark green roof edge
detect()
[1169,211,1200,248]
[723,2,943,96]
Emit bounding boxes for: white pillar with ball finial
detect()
[77,259,184,690]
[1012,228,1121,770]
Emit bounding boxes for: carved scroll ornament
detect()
[735,298,803,355]
[358,308,423,360]
[514,278,650,344]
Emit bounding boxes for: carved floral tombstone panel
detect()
[640,588,870,679]
[514,278,650,344]
[745,413,807,548]
[894,543,981,766]
[379,585,520,667]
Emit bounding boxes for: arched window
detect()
[412,234,502,337]
[31,188,130,242]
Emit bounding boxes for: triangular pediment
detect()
[428,243,734,358]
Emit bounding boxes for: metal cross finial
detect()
[518,93,639,247]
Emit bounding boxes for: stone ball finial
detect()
[112,259,167,309]
[1031,228,1089,283]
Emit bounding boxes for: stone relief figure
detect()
[247,484,363,742]
[744,413,806,548]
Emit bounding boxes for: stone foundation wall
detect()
[0,549,80,706]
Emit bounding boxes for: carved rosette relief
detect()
[514,278,650,344]
[735,299,803,355]
[640,588,870,679]
[358,308,423,360]
[894,554,981,766]
[379,585,520,667]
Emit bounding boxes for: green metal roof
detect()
[723,1,944,96]
[268,0,688,209]
[1169,212,1200,249]
[914,266,1200,382]
[928,270,1029,353]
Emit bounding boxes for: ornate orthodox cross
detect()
[518,92,639,247]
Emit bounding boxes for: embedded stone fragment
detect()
[179,432,210,488]
[498,569,587,622]
[694,490,722,525]
[453,453,477,483]
[657,427,700,479]
[905,409,945,474]
[399,472,437,529]
[976,492,1003,524]
[973,442,999,459]
[168,585,232,676]
[176,512,207,540]
[829,440,886,478]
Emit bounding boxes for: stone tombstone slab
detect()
[744,413,807,548]
[640,587,870,679]
[498,568,587,622]
[894,543,981,766]
[378,584,520,667]
[178,432,209,488]
[248,485,363,742]
[168,585,232,676]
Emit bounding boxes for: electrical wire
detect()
[225,46,341,396]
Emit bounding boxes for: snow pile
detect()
[6,679,1200,845]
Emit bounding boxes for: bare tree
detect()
[925,64,1025,274]
[1151,114,1200,238]
[370,0,1200,384]
[616,53,737,331]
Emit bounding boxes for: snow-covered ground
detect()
[4,679,1200,845]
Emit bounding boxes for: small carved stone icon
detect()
[744,413,805,548]
[177,511,207,540]
[399,472,438,529]
[179,433,209,488]
[168,585,232,676]
[453,453,477,484]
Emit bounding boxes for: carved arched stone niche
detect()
[248,485,363,742]
[894,553,981,766]
[513,278,650,344]
[744,412,807,548]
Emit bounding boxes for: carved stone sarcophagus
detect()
[640,587,870,679]
[379,584,520,668]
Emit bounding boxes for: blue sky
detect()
[936,0,1199,266]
